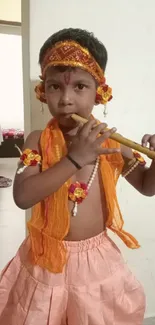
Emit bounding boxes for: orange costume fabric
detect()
[27,118,140,274]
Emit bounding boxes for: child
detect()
[1,28,155,325]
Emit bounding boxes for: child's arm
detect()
[13,121,119,210]
[13,130,78,209]
[121,139,155,196]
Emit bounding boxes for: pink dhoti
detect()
[0,231,145,324]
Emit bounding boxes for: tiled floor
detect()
[144,318,155,325]
[0,158,25,270]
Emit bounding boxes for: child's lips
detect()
[60,113,73,119]
[58,114,78,126]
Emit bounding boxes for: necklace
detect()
[55,133,100,217]
[68,157,100,216]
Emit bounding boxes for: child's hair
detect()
[39,28,108,72]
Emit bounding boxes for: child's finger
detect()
[77,122,84,132]
[99,148,120,155]
[142,134,151,147]
[96,127,117,145]
[89,123,108,140]
[149,136,155,151]
[78,120,96,138]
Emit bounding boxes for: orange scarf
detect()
[27,119,140,273]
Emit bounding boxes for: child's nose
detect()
[59,89,74,107]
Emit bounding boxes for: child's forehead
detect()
[45,66,95,82]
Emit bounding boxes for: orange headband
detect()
[35,40,112,105]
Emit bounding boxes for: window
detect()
[0,24,24,129]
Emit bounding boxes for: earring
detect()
[40,103,44,114]
[103,104,108,118]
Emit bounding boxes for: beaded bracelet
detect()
[122,151,146,178]
[122,159,139,177]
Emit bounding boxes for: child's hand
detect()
[142,134,155,152]
[68,120,120,167]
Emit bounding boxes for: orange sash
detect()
[28,119,140,273]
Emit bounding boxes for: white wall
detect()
[24,0,155,317]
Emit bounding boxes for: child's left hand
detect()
[142,134,155,151]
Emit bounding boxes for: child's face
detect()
[44,67,97,128]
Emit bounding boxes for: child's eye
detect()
[48,84,60,90]
[76,84,86,90]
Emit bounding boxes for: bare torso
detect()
[35,130,107,242]
[65,163,107,241]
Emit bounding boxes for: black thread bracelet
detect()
[66,155,82,170]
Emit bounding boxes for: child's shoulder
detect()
[23,130,42,153]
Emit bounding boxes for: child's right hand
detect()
[68,120,120,167]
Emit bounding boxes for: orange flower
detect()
[35,82,46,103]
[20,149,41,167]
[133,151,146,166]
[68,182,88,203]
[96,84,113,105]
